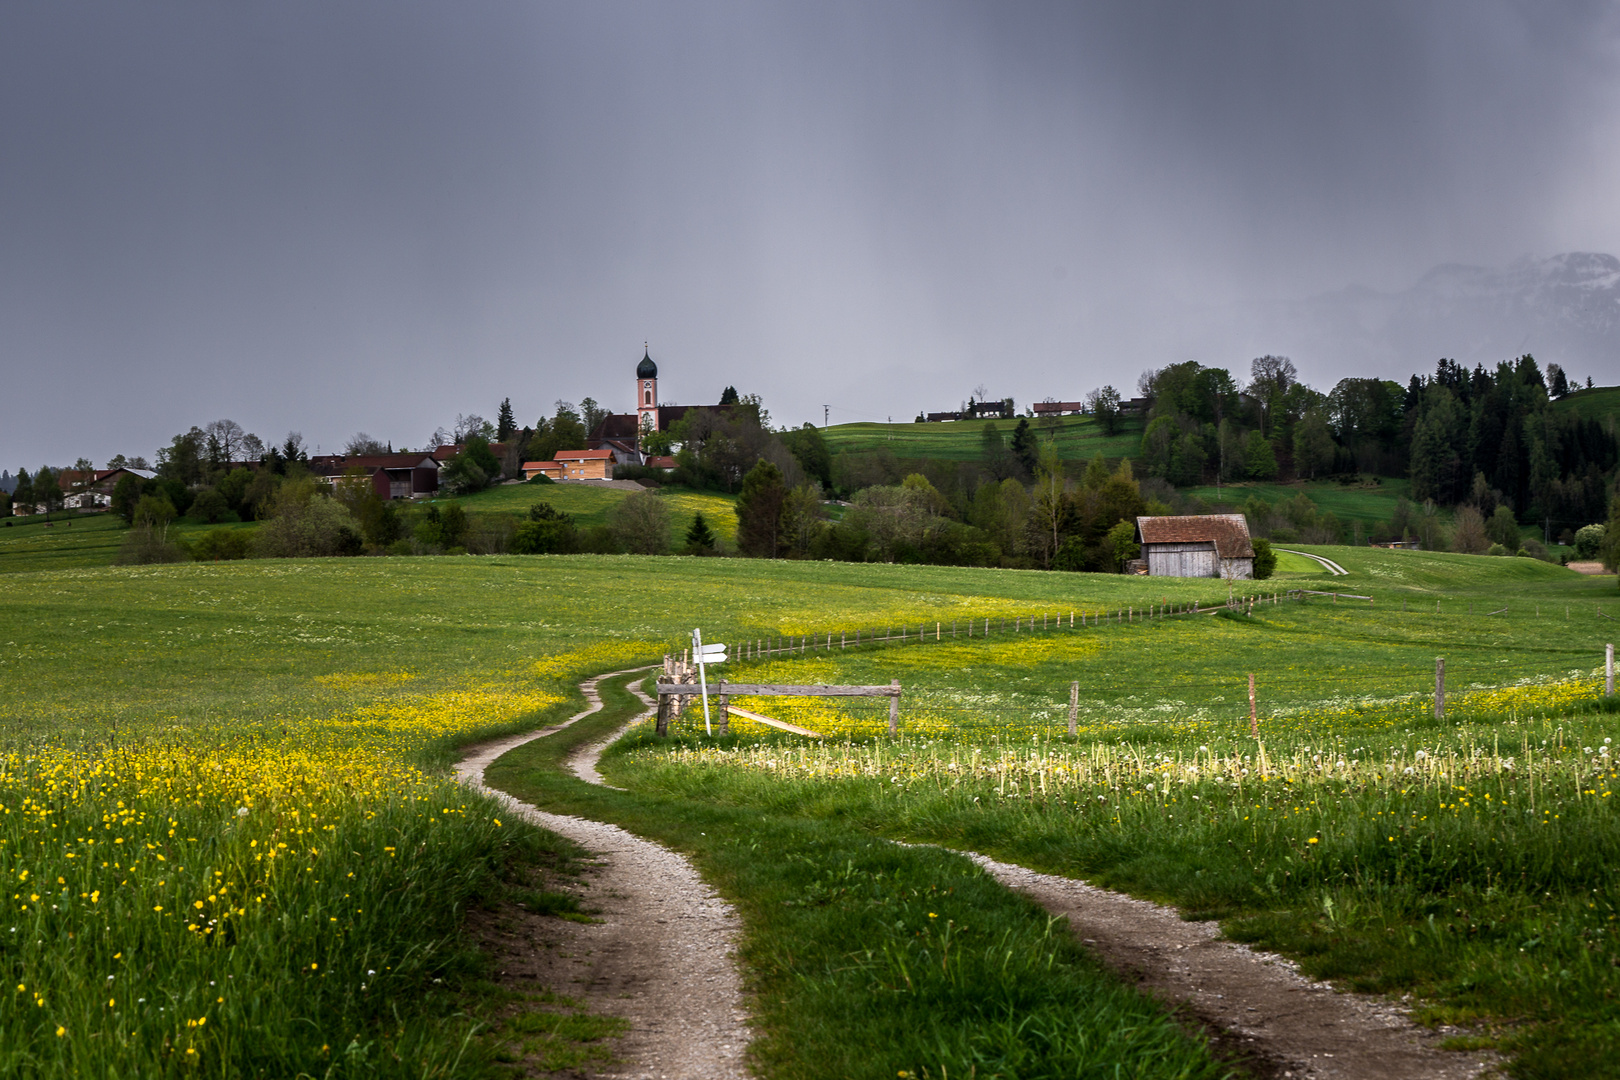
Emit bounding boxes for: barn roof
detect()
[1135,514,1255,559]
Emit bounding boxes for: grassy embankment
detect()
[611,548,1620,1078]
[0,554,1304,1077]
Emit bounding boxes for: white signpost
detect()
[691,628,727,735]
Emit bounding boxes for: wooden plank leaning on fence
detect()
[653,679,904,737]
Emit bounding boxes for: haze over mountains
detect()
[1249,252,1620,386]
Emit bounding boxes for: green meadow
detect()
[1180,477,1418,526]
[1553,383,1620,426]
[450,481,738,541]
[3,546,1619,1076]
[821,414,1145,462]
[0,483,736,575]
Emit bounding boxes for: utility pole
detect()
[823,405,829,427]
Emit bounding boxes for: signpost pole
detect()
[694,628,712,735]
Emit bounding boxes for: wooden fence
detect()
[654,668,902,737]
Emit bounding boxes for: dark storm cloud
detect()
[3,2,1617,467]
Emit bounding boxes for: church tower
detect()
[635,345,659,433]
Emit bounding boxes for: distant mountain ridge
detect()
[1258,252,1620,380]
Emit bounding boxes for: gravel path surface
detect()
[456,668,751,1080]
[965,851,1494,1080]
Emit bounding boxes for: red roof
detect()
[1135,514,1255,559]
[554,448,613,461]
[645,455,677,469]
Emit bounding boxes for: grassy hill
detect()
[1551,383,1620,426]
[1180,477,1419,526]
[821,413,1144,462]
[450,481,738,541]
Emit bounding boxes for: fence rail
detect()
[652,649,1618,740]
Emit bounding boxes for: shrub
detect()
[1450,505,1490,554]
[511,503,578,555]
[192,529,254,561]
[1251,537,1277,579]
[113,523,189,565]
[608,490,672,555]
[256,483,364,558]
[187,487,234,524]
[1574,523,1606,559]
[683,511,719,555]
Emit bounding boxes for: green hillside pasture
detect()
[1551,383,1620,426]
[1180,478,1418,529]
[618,552,1620,1077]
[821,414,1144,463]
[0,512,259,575]
[451,481,739,542]
[1,555,1332,1077]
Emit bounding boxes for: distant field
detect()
[451,481,739,541]
[821,414,1145,462]
[0,512,257,574]
[1179,478,1417,525]
[0,484,740,573]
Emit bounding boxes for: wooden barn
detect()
[1135,514,1255,579]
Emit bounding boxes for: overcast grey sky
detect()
[4,1,1619,467]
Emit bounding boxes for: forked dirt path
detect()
[462,667,1494,1080]
[965,852,1495,1080]
[455,668,751,1080]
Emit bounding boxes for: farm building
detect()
[309,454,440,499]
[1135,514,1255,578]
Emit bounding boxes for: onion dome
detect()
[637,347,657,379]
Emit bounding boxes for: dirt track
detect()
[966,852,1495,1080]
[463,667,1496,1079]
[456,669,751,1080]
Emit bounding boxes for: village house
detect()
[1135,514,1256,578]
[55,467,157,511]
[553,448,614,481]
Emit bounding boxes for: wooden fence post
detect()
[1068,680,1078,736]
[1435,657,1446,720]
[656,691,672,737]
[716,681,730,736]
[1248,673,1257,738]
[888,680,901,736]
[1608,644,1614,697]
